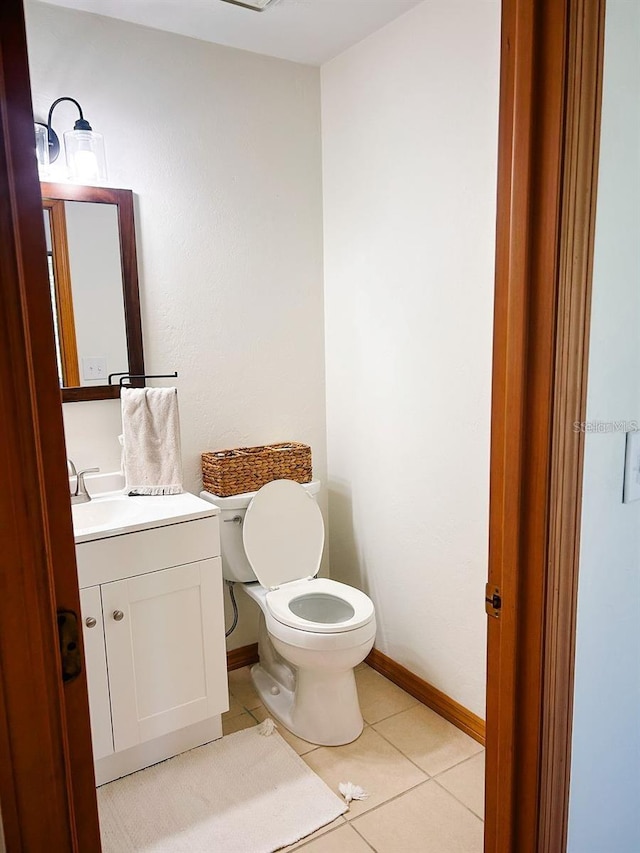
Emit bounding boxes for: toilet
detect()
[200,479,376,746]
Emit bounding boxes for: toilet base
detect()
[251,662,365,747]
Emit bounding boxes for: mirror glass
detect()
[43,200,128,387]
[41,183,144,402]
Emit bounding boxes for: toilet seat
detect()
[243,480,374,634]
[266,578,375,634]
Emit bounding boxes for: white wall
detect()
[568,2,640,850]
[321,0,500,716]
[26,0,325,650]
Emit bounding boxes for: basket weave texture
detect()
[201,442,312,497]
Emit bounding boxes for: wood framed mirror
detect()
[41,182,145,402]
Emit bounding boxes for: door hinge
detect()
[485,584,502,618]
[57,609,82,683]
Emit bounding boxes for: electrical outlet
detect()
[82,357,107,381]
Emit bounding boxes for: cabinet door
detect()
[102,558,227,753]
[79,586,114,760]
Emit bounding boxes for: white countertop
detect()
[72,491,219,544]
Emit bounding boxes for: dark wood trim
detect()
[116,189,145,393]
[0,0,101,848]
[63,384,121,402]
[488,1,605,851]
[43,198,81,387]
[539,2,605,850]
[40,182,145,403]
[227,643,259,671]
[486,0,569,850]
[41,181,131,203]
[365,649,485,746]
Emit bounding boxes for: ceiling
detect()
[39,0,425,66]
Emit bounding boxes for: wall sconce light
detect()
[35,97,107,184]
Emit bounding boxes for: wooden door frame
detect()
[42,198,81,387]
[0,0,101,849]
[485,1,605,851]
[0,0,605,850]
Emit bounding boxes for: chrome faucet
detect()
[67,459,100,505]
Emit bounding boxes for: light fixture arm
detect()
[37,96,94,164]
[48,96,92,131]
[34,95,107,183]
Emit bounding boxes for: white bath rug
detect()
[97,723,347,853]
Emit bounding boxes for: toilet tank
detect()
[199,480,321,583]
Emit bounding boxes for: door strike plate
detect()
[485,584,502,618]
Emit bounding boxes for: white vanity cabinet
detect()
[79,585,113,761]
[76,510,228,785]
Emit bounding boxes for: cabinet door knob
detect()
[85,616,97,628]
[112,610,125,622]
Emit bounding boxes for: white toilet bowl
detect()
[244,578,375,745]
[200,479,376,746]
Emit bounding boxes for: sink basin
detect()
[72,491,218,543]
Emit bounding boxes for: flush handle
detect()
[224,515,243,525]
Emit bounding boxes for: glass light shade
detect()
[64,128,107,184]
[34,123,49,177]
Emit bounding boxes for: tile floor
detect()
[223,663,485,853]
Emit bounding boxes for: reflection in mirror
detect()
[43,200,128,387]
[43,200,78,386]
[41,183,145,403]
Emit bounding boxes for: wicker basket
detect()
[201,442,312,497]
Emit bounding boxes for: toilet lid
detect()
[242,479,324,589]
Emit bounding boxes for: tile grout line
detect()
[356,667,486,748]
[432,748,485,780]
[361,703,417,726]
[363,699,475,734]
[365,723,434,780]
[369,724,485,818]
[369,712,484,780]
[291,817,376,852]
[349,819,380,852]
[431,776,485,823]
[297,754,429,827]
[347,778,432,823]
[286,822,343,851]
[246,705,264,722]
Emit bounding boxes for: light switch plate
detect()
[623,430,640,503]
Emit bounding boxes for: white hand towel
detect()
[121,387,183,495]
